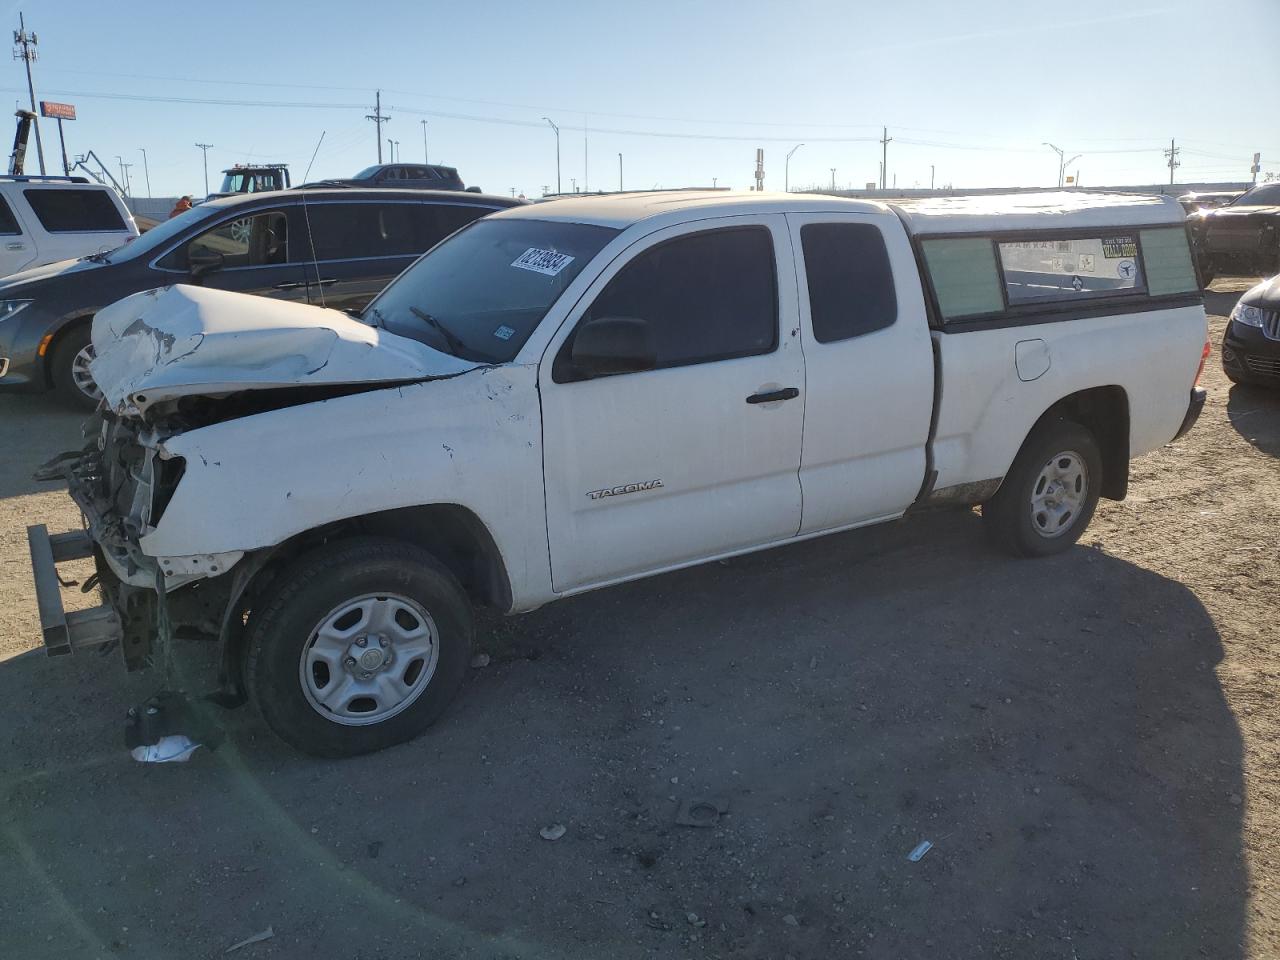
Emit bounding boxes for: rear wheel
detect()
[245,537,473,757]
[982,420,1102,557]
[49,323,101,410]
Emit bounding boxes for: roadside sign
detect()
[40,101,76,120]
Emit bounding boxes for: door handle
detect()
[5,242,24,251]
[746,387,799,404]
[273,281,305,290]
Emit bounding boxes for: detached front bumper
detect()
[26,524,123,656]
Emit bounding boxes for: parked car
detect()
[27,190,1208,757]
[1176,190,1243,214]
[304,163,471,192]
[0,187,523,407]
[1189,182,1280,283]
[1221,273,1280,387]
[0,175,138,278]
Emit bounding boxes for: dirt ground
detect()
[1,279,1276,960]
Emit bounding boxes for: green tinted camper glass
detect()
[1139,227,1200,297]
[920,237,1004,320]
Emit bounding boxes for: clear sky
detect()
[4,0,1278,198]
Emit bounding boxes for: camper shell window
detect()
[918,225,1200,328]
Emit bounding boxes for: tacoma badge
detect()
[587,479,664,500]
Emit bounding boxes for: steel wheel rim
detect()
[1029,449,1089,539]
[298,592,440,727]
[71,344,102,402]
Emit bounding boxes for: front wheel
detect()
[245,538,473,757]
[981,420,1102,557]
[50,323,102,411]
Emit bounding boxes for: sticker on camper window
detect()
[493,324,516,341]
[512,247,575,276]
[1102,236,1137,258]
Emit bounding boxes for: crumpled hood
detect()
[91,284,475,416]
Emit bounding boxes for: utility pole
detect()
[618,152,623,191]
[541,117,560,194]
[138,147,151,198]
[195,143,213,197]
[366,90,389,163]
[880,126,892,190]
[421,119,429,163]
[931,164,935,190]
[13,12,46,175]
[785,143,803,192]
[830,168,836,190]
[1164,138,1180,186]
[583,116,589,193]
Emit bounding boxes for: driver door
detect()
[539,216,805,592]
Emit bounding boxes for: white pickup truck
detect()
[28,190,1209,757]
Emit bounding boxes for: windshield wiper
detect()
[80,251,111,263]
[410,306,469,358]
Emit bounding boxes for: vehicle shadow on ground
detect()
[0,511,1247,960]
[0,395,88,499]
[1227,384,1280,457]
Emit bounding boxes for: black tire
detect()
[245,537,473,758]
[49,323,100,411]
[981,419,1102,558]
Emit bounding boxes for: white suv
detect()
[0,176,138,278]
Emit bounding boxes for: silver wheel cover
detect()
[298,593,440,726]
[1029,450,1089,539]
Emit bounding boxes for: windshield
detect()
[101,205,214,263]
[365,218,619,363]
[1229,183,1280,207]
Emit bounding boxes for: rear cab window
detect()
[22,188,128,233]
[799,222,897,342]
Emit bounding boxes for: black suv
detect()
[305,164,471,192]
[0,187,523,407]
[1221,273,1280,388]
[1190,182,1280,283]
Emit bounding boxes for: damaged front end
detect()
[31,413,244,674]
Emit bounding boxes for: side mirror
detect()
[188,250,224,279]
[571,316,656,378]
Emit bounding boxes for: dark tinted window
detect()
[23,188,127,232]
[800,223,897,342]
[577,227,777,372]
[303,202,490,261]
[1232,183,1280,206]
[0,196,21,235]
[159,210,288,270]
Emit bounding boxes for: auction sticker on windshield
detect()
[512,248,575,276]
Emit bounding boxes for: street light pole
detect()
[830,168,836,191]
[618,152,623,191]
[541,117,560,194]
[1043,142,1066,188]
[421,120,428,163]
[785,143,803,192]
[138,147,151,199]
